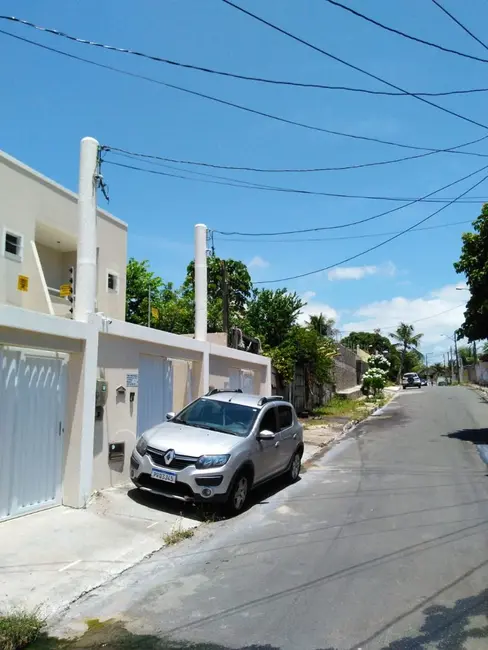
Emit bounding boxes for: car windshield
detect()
[173,398,259,437]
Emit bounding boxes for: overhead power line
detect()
[221,0,488,132]
[253,165,488,284]
[324,0,488,63]
[430,0,488,52]
[105,135,488,173]
[104,156,488,207]
[4,28,488,160]
[340,303,466,335]
[214,219,473,243]
[3,14,488,97]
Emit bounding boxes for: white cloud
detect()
[298,291,338,325]
[341,283,468,355]
[248,256,270,269]
[327,262,396,281]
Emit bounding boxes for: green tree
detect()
[244,288,304,349]
[432,362,445,378]
[458,345,475,366]
[454,204,488,341]
[341,330,400,380]
[126,258,165,326]
[307,313,337,337]
[389,323,424,380]
[183,256,252,331]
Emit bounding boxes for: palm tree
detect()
[307,313,337,337]
[432,362,445,378]
[389,323,424,382]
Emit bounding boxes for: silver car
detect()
[402,372,421,389]
[131,389,304,514]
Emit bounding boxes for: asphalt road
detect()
[56,386,488,649]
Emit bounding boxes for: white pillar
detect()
[75,137,99,322]
[194,223,208,341]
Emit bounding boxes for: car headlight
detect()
[136,436,148,456]
[196,454,230,469]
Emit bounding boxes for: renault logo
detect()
[164,449,175,465]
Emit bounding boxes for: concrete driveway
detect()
[50,386,488,649]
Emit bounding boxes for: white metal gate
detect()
[0,347,67,521]
[137,354,173,438]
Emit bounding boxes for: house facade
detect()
[0,150,127,321]
[0,146,271,522]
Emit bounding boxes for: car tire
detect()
[225,471,250,516]
[403,386,406,390]
[286,450,302,483]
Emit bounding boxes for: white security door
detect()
[137,355,173,438]
[0,347,67,521]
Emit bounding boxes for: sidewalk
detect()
[0,485,199,619]
[1,439,337,619]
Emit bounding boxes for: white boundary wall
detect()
[0,305,271,508]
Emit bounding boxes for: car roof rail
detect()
[258,395,285,406]
[205,388,243,396]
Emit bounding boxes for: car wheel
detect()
[403,386,406,390]
[287,450,302,483]
[225,472,249,516]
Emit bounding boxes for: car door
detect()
[276,404,297,469]
[253,406,281,483]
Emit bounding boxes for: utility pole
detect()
[450,347,454,384]
[453,331,460,383]
[194,224,208,342]
[221,259,229,335]
[75,137,99,322]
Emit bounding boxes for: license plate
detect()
[151,468,177,484]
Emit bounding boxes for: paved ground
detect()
[49,386,488,649]
[0,485,199,617]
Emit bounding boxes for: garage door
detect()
[137,355,173,438]
[0,347,67,521]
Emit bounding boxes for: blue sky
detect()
[1,0,486,357]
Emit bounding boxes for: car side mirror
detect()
[166,412,175,421]
[257,429,275,440]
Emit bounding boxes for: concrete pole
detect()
[74,137,99,322]
[194,223,208,341]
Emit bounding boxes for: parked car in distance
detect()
[402,372,422,389]
[131,389,304,515]
[420,377,428,386]
[438,377,447,386]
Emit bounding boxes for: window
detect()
[3,230,23,261]
[174,398,258,437]
[107,271,119,293]
[259,408,278,433]
[278,405,293,430]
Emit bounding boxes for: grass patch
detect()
[162,523,194,546]
[0,611,45,650]
[311,396,366,419]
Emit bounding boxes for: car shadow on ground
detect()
[127,474,300,522]
[444,428,488,445]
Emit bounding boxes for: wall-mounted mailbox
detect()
[96,379,108,408]
[109,442,125,462]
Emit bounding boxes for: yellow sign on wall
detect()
[59,283,72,297]
[17,275,29,292]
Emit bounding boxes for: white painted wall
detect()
[0,150,127,320]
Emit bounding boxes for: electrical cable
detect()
[430,0,488,52]
[324,0,488,63]
[4,27,488,158]
[253,165,488,283]
[105,135,488,173]
[3,13,488,95]
[221,0,488,132]
[104,157,488,207]
[340,303,466,335]
[213,219,473,243]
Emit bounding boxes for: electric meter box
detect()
[96,379,108,408]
